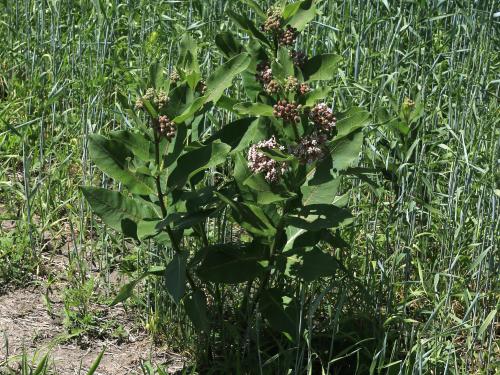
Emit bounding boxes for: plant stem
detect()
[153,123,197,290]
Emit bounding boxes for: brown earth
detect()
[0,285,185,374]
[0,223,185,374]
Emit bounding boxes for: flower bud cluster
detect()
[261,7,282,33]
[255,61,273,85]
[284,76,299,93]
[157,115,176,140]
[293,132,328,164]
[247,136,288,183]
[403,97,415,109]
[309,103,337,135]
[273,100,302,123]
[170,70,180,84]
[135,88,170,110]
[265,79,281,94]
[197,80,207,95]
[155,90,169,109]
[279,25,298,46]
[298,83,311,95]
[289,50,306,68]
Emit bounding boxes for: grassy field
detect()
[0,0,498,374]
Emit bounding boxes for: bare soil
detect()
[0,252,185,375]
[0,285,185,374]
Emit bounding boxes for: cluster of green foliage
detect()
[0,0,497,373]
[82,2,378,371]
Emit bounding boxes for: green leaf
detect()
[215,192,276,237]
[261,289,299,341]
[178,34,201,89]
[137,219,163,240]
[232,117,269,153]
[185,290,209,332]
[205,53,252,103]
[243,173,295,204]
[302,53,341,82]
[272,48,294,80]
[172,95,207,123]
[260,147,295,162]
[81,187,158,239]
[285,204,353,231]
[290,247,337,281]
[228,9,271,47]
[165,83,191,119]
[387,119,410,136]
[110,278,142,306]
[217,95,239,112]
[478,309,497,339]
[242,70,263,101]
[149,61,164,89]
[168,140,231,189]
[336,107,371,138]
[282,2,302,19]
[197,244,266,284]
[86,347,106,375]
[283,226,324,252]
[329,130,364,171]
[33,353,49,375]
[110,266,166,306]
[241,0,266,18]
[165,252,187,303]
[215,31,244,59]
[88,134,155,195]
[233,102,274,116]
[286,0,318,31]
[284,226,306,251]
[301,177,341,205]
[108,130,153,162]
[207,117,257,149]
[161,209,216,231]
[302,87,330,106]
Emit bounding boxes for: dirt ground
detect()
[0,235,184,375]
[0,283,185,374]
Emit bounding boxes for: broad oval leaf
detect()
[290,247,338,281]
[233,102,274,116]
[88,134,155,195]
[261,289,299,342]
[215,31,244,59]
[286,0,318,31]
[184,290,209,332]
[227,10,271,47]
[205,52,252,103]
[301,177,341,206]
[329,130,364,171]
[285,204,353,231]
[108,130,153,162]
[207,117,257,150]
[197,244,266,284]
[168,141,231,189]
[336,107,371,138]
[215,191,277,237]
[302,53,342,82]
[81,187,159,239]
[165,252,187,304]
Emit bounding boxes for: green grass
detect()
[0,0,498,373]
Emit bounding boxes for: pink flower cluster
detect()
[289,50,306,67]
[309,103,337,135]
[247,136,288,183]
[158,115,176,140]
[293,132,328,164]
[255,61,273,85]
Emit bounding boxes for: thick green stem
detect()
[153,124,197,290]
